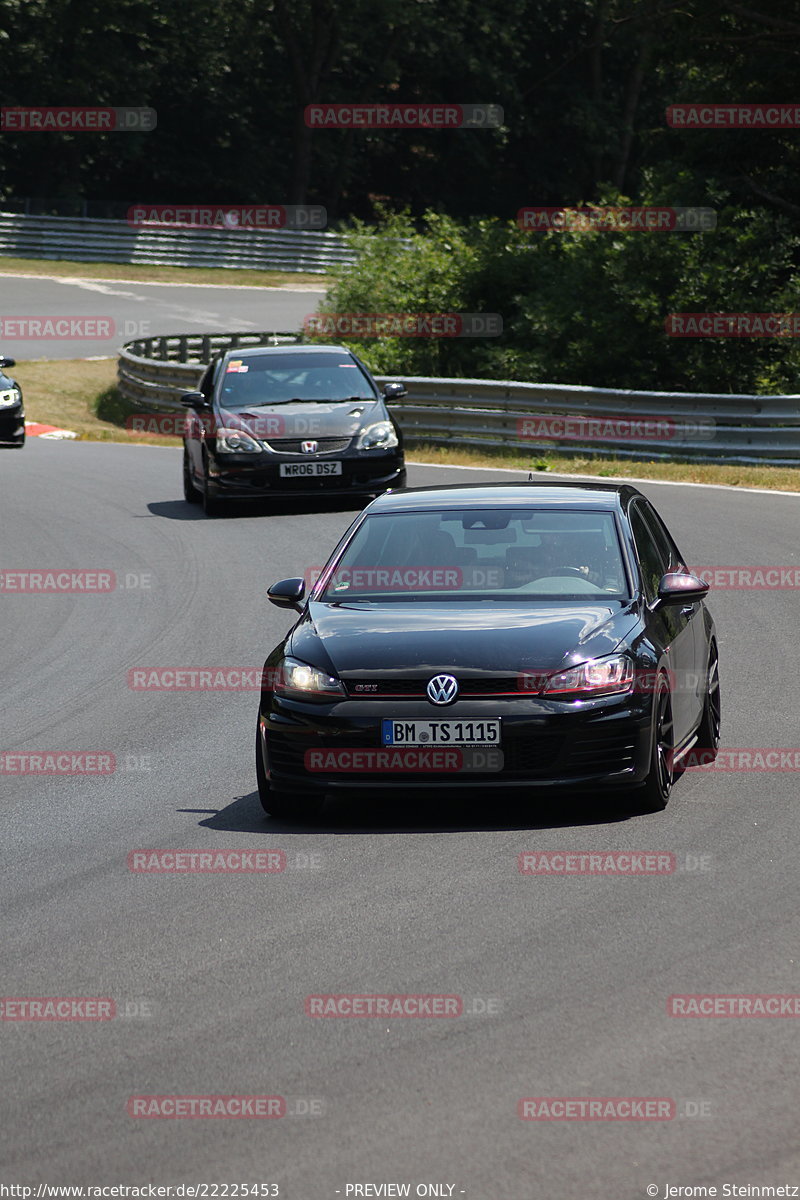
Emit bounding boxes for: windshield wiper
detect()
[225,398,376,412]
[235,396,374,407]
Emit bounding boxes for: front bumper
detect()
[0,405,25,445]
[258,692,655,793]
[207,448,405,499]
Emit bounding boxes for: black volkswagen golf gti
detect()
[257,482,721,818]
[181,344,406,515]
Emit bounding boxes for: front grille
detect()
[345,677,522,698]
[266,720,639,780]
[267,729,373,774]
[502,731,565,773]
[561,724,638,775]
[263,437,352,454]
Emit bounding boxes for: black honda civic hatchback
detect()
[256,481,721,819]
[0,356,25,448]
[181,344,406,516]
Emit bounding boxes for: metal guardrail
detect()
[0,212,356,273]
[117,333,800,465]
[118,333,303,407]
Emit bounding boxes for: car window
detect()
[629,503,669,602]
[643,503,684,570]
[316,508,629,602]
[218,352,379,408]
[199,362,216,399]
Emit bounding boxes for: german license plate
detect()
[279,461,342,477]
[381,718,501,746]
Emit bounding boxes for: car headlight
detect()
[216,427,262,453]
[276,656,346,700]
[0,388,21,408]
[358,421,398,450]
[542,653,634,697]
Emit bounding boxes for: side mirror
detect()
[383,381,407,400]
[655,572,709,608]
[267,577,306,610]
[181,391,209,408]
[0,356,16,369]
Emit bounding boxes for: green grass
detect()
[0,255,328,288]
[407,442,800,492]
[20,358,178,444]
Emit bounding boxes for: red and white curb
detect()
[25,421,77,440]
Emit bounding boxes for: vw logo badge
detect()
[301,440,318,453]
[426,674,459,705]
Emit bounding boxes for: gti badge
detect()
[426,674,459,705]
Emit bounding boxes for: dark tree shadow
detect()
[147,494,369,521]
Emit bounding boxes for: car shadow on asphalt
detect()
[187,787,637,834]
[147,495,368,521]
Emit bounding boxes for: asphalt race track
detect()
[3,438,800,1196]
[0,274,326,358]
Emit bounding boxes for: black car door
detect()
[186,359,217,474]
[629,501,698,748]
[643,500,707,734]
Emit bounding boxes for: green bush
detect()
[313,198,800,394]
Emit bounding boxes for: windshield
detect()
[317,508,630,602]
[218,351,379,409]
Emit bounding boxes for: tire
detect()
[694,642,721,762]
[256,727,325,820]
[202,470,226,517]
[183,447,201,504]
[629,673,674,814]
